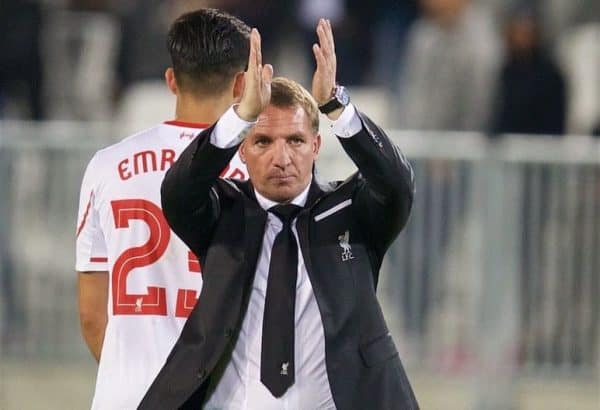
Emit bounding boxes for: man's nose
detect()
[272,141,291,168]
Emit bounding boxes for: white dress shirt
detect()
[204,104,361,410]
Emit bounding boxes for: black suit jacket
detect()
[139,111,419,409]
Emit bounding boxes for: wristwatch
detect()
[318,85,350,114]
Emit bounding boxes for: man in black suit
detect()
[140,19,418,409]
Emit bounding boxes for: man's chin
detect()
[263,185,298,203]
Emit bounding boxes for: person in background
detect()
[296,0,376,85]
[489,7,568,369]
[116,0,172,94]
[389,0,500,350]
[0,0,43,119]
[372,0,419,88]
[217,0,290,63]
[394,0,501,132]
[491,6,566,136]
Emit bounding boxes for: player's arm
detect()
[78,271,108,362]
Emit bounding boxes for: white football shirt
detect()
[75,120,248,410]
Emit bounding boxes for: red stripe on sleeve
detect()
[76,191,94,238]
[163,120,210,129]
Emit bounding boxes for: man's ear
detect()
[239,140,247,163]
[313,133,322,157]
[232,71,246,102]
[165,68,178,95]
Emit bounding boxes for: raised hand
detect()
[237,28,273,122]
[311,19,337,107]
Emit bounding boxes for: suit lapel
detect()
[296,180,324,288]
[240,194,267,304]
[235,179,257,201]
[305,177,326,209]
[296,180,336,322]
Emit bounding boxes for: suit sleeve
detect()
[337,110,415,258]
[160,125,239,255]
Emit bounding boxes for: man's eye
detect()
[255,139,270,146]
[289,137,304,146]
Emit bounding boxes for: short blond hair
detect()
[270,77,320,133]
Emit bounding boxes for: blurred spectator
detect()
[490,7,574,371]
[390,0,500,356]
[371,0,419,87]
[0,0,44,119]
[557,23,600,135]
[42,1,119,120]
[217,0,291,63]
[542,0,600,41]
[491,6,566,136]
[336,0,378,85]
[394,0,501,131]
[296,0,376,85]
[543,1,599,136]
[116,0,173,96]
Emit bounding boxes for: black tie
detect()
[261,203,302,397]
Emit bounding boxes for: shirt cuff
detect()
[210,105,257,148]
[330,103,362,138]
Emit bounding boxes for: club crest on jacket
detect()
[338,230,354,261]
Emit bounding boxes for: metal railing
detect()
[319,130,600,409]
[1,122,599,409]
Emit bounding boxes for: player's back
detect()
[76,121,247,409]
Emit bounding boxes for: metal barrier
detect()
[0,121,111,361]
[1,122,599,409]
[381,133,599,375]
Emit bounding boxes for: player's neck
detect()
[174,92,234,125]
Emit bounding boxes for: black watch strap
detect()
[318,98,343,114]
[318,85,350,114]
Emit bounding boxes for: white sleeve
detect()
[330,104,362,138]
[75,154,108,272]
[210,105,257,148]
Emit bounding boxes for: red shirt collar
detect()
[163,120,210,129]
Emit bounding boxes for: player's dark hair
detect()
[167,8,250,95]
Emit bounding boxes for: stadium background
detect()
[0,0,598,408]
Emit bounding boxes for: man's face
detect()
[240,104,321,203]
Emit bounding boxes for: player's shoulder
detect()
[92,125,163,161]
[82,125,161,178]
[101,125,163,154]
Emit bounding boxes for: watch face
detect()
[335,86,350,106]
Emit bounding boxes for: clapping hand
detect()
[311,19,340,119]
[237,29,273,122]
